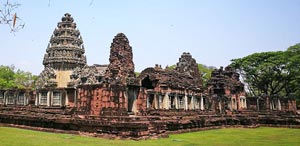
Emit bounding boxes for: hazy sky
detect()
[1,0,300,75]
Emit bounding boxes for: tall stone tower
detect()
[43,13,86,70]
[37,13,86,88]
[105,33,135,83]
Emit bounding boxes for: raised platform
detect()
[0,107,299,140]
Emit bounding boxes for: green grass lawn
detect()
[0,127,299,146]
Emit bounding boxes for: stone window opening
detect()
[17,92,25,105]
[170,96,176,109]
[53,91,61,106]
[178,96,184,109]
[240,96,247,109]
[7,93,15,105]
[40,92,48,105]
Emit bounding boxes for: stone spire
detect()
[105,33,135,83]
[43,13,86,70]
[175,52,202,87]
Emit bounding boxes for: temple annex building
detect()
[0,13,299,139]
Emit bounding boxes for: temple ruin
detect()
[0,13,299,139]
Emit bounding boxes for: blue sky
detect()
[1,0,300,75]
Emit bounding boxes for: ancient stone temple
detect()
[138,52,203,111]
[207,66,246,113]
[35,13,86,107]
[0,13,299,140]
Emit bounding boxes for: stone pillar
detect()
[47,91,51,106]
[200,96,204,110]
[74,89,77,107]
[163,93,169,109]
[190,96,194,110]
[266,96,270,111]
[175,94,178,109]
[228,98,232,111]
[24,93,27,105]
[219,101,222,113]
[278,98,281,111]
[65,90,69,106]
[146,94,150,109]
[159,95,162,109]
[257,98,259,111]
[35,92,38,106]
[155,94,159,109]
[184,94,188,110]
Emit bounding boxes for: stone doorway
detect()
[127,86,139,112]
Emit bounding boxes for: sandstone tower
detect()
[105,33,135,83]
[37,13,86,88]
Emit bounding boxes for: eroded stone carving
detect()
[69,65,108,86]
[36,65,57,89]
[105,33,135,84]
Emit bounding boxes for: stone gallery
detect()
[0,13,299,139]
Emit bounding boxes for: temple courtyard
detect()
[0,126,299,146]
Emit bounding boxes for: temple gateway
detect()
[0,13,299,139]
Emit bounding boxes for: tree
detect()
[198,64,215,88]
[230,44,300,100]
[0,0,24,32]
[14,69,38,89]
[0,65,15,89]
[0,65,37,90]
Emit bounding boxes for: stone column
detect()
[175,94,178,109]
[278,98,281,111]
[74,89,77,107]
[155,94,159,109]
[190,96,194,110]
[266,96,270,111]
[146,94,150,109]
[65,90,69,106]
[184,94,188,110]
[159,95,162,109]
[200,96,204,110]
[47,91,51,106]
[163,93,169,109]
[35,92,38,106]
[257,98,260,111]
[219,101,222,113]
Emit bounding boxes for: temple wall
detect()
[76,84,130,115]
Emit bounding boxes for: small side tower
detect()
[105,33,135,83]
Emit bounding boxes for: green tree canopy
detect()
[230,44,300,99]
[0,65,37,90]
[0,65,15,89]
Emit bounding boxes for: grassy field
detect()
[0,127,299,146]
